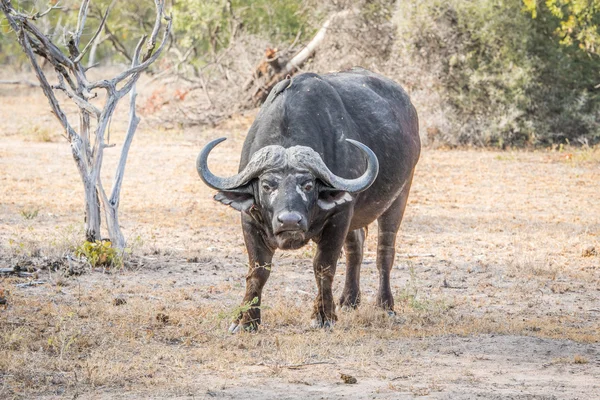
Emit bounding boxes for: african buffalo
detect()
[197,68,420,332]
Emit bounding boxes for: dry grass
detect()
[1,85,599,398]
[19,124,60,143]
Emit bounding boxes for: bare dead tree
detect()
[0,0,172,250]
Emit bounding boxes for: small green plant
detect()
[7,227,41,257]
[397,264,421,308]
[19,208,39,220]
[219,296,269,321]
[75,240,121,268]
[235,296,260,315]
[396,265,449,314]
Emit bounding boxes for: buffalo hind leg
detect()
[376,181,412,314]
[229,216,274,333]
[339,228,365,309]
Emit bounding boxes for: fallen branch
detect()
[402,253,436,258]
[246,10,352,106]
[0,79,39,87]
[0,267,35,277]
[365,252,436,258]
[15,280,47,288]
[442,278,467,290]
[285,361,334,369]
[257,361,334,369]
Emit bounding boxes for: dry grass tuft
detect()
[20,124,60,143]
[573,354,589,364]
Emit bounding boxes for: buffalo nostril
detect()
[277,211,302,226]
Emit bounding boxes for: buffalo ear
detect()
[317,188,354,210]
[214,189,255,212]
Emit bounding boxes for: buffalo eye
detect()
[303,182,314,192]
[261,182,275,192]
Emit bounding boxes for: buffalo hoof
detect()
[310,316,335,330]
[339,290,361,310]
[228,321,257,334]
[338,305,353,313]
[386,310,396,317]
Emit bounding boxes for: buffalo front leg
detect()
[339,228,365,309]
[230,216,275,333]
[312,214,350,328]
[376,181,413,314]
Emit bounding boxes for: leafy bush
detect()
[75,240,121,268]
[172,0,318,68]
[392,0,600,146]
[524,0,600,54]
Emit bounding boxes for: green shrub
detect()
[394,0,600,146]
[172,0,318,67]
[75,240,121,268]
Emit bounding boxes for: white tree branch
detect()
[74,0,91,47]
[19,28,80,144]
[89,13,172,91]
[143,0,164,61]
[55,74,101,117]
[74,4,110,64]
[109,39,144,206]
[31,3,62,20]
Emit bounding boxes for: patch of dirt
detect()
[1,87,599,399]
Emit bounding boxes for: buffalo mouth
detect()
[274,230,307,250]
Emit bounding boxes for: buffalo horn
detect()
[316,139,379,193]
[196,137,256,191]
[198,137,378,194]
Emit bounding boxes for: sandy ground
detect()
[0,85,599,399]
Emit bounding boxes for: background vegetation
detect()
[1,0,599,147]
[391,0,600,146]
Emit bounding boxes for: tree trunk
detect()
[83,178,101,242]
[103,201,125,249]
